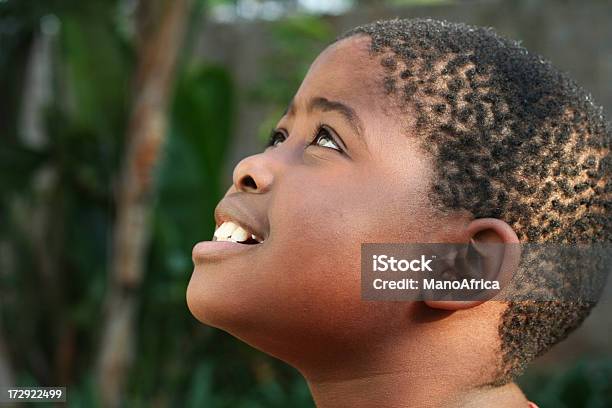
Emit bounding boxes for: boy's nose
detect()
[232,153,275,193]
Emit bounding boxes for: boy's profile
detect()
[187,19,610,407]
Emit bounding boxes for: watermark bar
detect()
[361,243,611,301]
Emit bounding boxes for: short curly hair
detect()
[337,18,611,384]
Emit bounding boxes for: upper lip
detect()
[214,193,269,241]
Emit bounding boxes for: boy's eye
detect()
[311,127,342,152]
[266,126,343,153]
[267,131,286,148]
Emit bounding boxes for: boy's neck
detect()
[296,304,530,408]
[306,371,529,408]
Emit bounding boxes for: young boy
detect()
[187,18,610,407]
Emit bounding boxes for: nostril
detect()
[241,175,258,191]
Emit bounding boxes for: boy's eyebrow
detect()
[284,96,366,144]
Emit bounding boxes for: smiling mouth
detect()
[213,221,264,245]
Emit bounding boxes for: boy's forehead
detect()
[291,36,383,113]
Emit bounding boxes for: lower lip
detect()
[192,240,260,263]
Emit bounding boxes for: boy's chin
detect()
[186,279,290,360]
[186,270,247,329]
[186,268,281,335]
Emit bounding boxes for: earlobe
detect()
[424,218,520,311]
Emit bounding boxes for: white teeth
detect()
[213,221,263,243]
[214,221,238,239]
[230,226,249,242]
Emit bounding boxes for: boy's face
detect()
[187,36,470,364]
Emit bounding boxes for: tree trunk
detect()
[96,0,191,406]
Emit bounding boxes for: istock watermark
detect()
[372,254,433,272]
[361,243,610,301]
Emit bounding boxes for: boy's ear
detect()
[425,218,520,311]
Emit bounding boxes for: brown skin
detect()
[187,35,529,407]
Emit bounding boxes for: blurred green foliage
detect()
[250,15,334,144]
[0,0,320,406]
